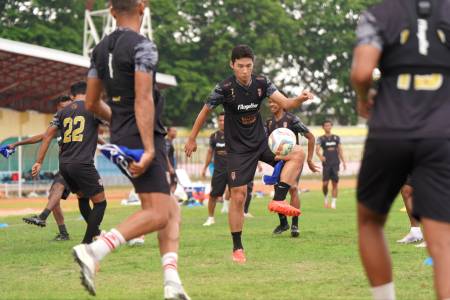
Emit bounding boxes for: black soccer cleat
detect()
[54,233,70,241]
[272,224,290,235]
[23,215,46,227]
[291,225,300,238]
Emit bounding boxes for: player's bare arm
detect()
[338,144,347,170]
[315,144,325,162]
[129,71,155,177]
[350,45,381,118]
[185,105,212,157]
[32,126,58,177]
[304,132,320,172]
[86,77,112,122]
[9,133,44,149]
[269,90,314,110]
[202,147,214,178]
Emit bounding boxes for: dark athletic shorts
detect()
[227,141,276,188]
[210,167,228,197]
[59,163,104,198]
[128,135,170,194]
[357,138,450,223]
[322,163,339,182]
[51,172,71,200]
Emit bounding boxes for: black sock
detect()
[78,198,91,223]
[39,209,51,221]
[292,216,299,227]
[231,231,243,251]
[58,224,68,235]
[274,182,290,201]
[278,214,288,226]
[82,200,107,244]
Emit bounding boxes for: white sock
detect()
[162,252,181,285]
[332,198,337,205]
[208,217,215,222]
[371,282,395,300]
[410,227,422,236]
[324,196,329,204]
[89,228,126,261]
[223,200,229,209]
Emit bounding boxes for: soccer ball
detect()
[268,128,296,156]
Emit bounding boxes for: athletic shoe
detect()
[128,236,145,246]
[202,217,215,226]
[331,202,336,209]
[164,281,191,300]
[415,241,427,248]
[396,232,423,244]
[23,215,46,227]
[244,212,254,218]
[53,233,70,241]
[72,244,98,296]
[324,202,330,208]
[291,225,300,238]
[232,249,246,264]
[268,200,301,217]
[273,224,290,234]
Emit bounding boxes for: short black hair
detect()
[231,44,255,63]
[70,81,87,96]
[110,0,141,12]
[322,120,333,126]
[218,112,225,117]
[55,95,71,104]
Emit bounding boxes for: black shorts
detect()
[322,164,339,182]
[129,135,170,194]
[59,163,104,198]
[357,138,450,223]
[227,141,276,188]
[51,172,71,200]
[210,168,228,197]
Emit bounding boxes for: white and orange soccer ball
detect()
[268,128,296,156]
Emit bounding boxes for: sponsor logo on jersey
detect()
[216,142,225,148]
[257,88,262,97]
[325,142,337,146]
[237,103,258,111]
[231,171,236,181]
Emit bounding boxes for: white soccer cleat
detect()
[202,217,215,226]
[244,212,254,218]
[164,281,191,300]
[331,202,336,209]
[72,244,98,296]
[397,232,423,244]
[128,235,145,246]
[415,241,427,248]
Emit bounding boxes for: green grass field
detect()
[0,189,434,300]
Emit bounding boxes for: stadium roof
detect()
[0,37,177,114]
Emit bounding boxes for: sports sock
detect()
[273,182,290,201]
[324,195,329,205]
[278,214,288,226]
[292,216,299,227]
[89,228,126,261]
[332,198,337,206]
[82,200,107,244]
[223,199,229,210]
[371,282,395,300]
[161,252,182,285]
[58,224,68,235]
[38,209,51,221]
[411,227,422,236]
[231,231,243,251]
[78,197,91,223]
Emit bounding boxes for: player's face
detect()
[218,115,225,131]
[230,58,253,84]
[323,122,332,134]
[57,100,72,111]
[168,128,177,139]
[269,99,281,114]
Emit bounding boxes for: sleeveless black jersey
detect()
[357,0,450,138]
[317,134,341,165]
[265,112,310,145]
[209,130,227,169]
[89,27,166,149]
[206,75,278,153]
[51,100,100,164]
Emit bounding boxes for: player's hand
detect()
[7,144,15,150]
[298,90,314,103]
[320,156,326,163]
[201,167,207,178]
[129,150,154,178]
[31,163,41,178]
[307,159,320,173]
[168,165,175,175]
[184,138,197,158]
[342,162,347,171]
[357,89,376,119]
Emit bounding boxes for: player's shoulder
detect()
[333,134,341,140]
[254,74,269,86]
[218,75,235,89]
[285,112,298,120]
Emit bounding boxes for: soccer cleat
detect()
[244,212,254,218]
[202,217,215,226]
[164,281,191,300]
[331,202,336,209]
[232,249,246,264]
[273,224,290,234]
[291,225,300,238]
[268,200,301,217]
[72,244,98,296]
[53,233,70,241]
[127,235,145,246]
[415,241,427,248]
[324,202,330,208]
[23,215,46,227]
[396,232,423,244]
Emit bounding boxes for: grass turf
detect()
[0,188,434,300]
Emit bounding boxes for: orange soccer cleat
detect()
[232,249,246,264]
[268,200,301,217]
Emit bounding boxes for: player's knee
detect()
[231,187,246,204]
[289,186,298,193]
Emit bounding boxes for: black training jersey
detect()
[356,0,450,138]
[51,100,100,164]
[88,27,166,149]
[165,139,176,168]
[209,130,227,169]
[265,112,310,144]
[317,135,340,165]
[206,75,277,153]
